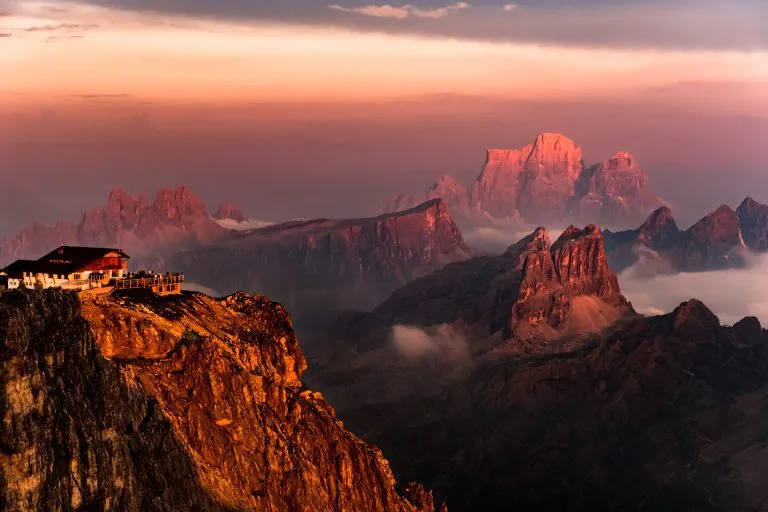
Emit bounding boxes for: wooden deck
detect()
[114,274,185,296]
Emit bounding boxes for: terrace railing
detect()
[115,274,185,290]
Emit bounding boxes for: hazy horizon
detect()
[1,0,767,237]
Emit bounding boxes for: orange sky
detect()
[2,1,768,105]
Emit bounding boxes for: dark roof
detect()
[39,246,130,264]
[2,247,129,277]
[2,260,37,278]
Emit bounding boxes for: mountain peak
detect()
[606,151,635,169]
[433,175,461,187]
[528,133,580,164]
[402,197,445,214]
[671,299,720,333]
[687,205,741,245]
[105,188,142,214]
[640,206,677,234]
[153,186,209,219]
[532,132,577,150]
[107,188,130,201]
[710,204,736,217]
[505,226,551,259]
[385,132,659,227]
[737,196,768,250]
[0,186,229,264]
[737,196,766,214]
[213,202,246,223]
[551,225,594,250]
[508,222,627,338]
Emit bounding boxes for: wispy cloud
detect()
[46,35,85,42]
[0,33,11,38]
[45,5,71,14]
[24,23,100,32]
[329,2,470,20]
[71,93,132,99]
[391,324,469,361]
[57,0,768,51]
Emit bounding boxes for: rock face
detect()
[340,224,631,353]
[471,133,584,223]
[667,205,746,271]
[635,205,681,248]
[604,205,683,272]
[382,133,662,228]
[165,199,472,329]
[333,299,768,511]
[569,151,661,226]
[605,203,751,273]
[0,289,442,512]
[0,187,229,265]
[213,202,247,224]
[737,197,768,250]
[501,225,626,340]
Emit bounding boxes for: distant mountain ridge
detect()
[162,199,473,330]
[0,187,245,265]
[382,132,662,229]
[604,197,768,273]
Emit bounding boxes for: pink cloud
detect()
[329,2,470,20]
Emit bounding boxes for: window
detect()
[73,274,81,281]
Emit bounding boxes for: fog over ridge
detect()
[618,253,768,326]
[391,324,470,361]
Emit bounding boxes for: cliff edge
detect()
[0,290,442,512]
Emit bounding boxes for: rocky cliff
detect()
[503,225,627,340]
[382,133,662,228]
[737,197,768,250]
[667,205,746,271]
[333,223,631,359]
[605,201,756,273]
[305,224,633,429]
[0,187,229,265]
[569,151,661,226]
[471,133,584,223]
[165,199,472,330]
[0,289,442,512]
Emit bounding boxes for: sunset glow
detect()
[2,0,767,236]
[2,1,767,103]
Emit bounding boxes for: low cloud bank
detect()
[620,245,675,279]
[464,225,564,254]
[391,324,469,361]
[618,253,768,326]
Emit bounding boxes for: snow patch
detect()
[214,218,274,231]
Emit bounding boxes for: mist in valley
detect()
[619,252,768,326]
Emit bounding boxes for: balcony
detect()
[115,273,185,295]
